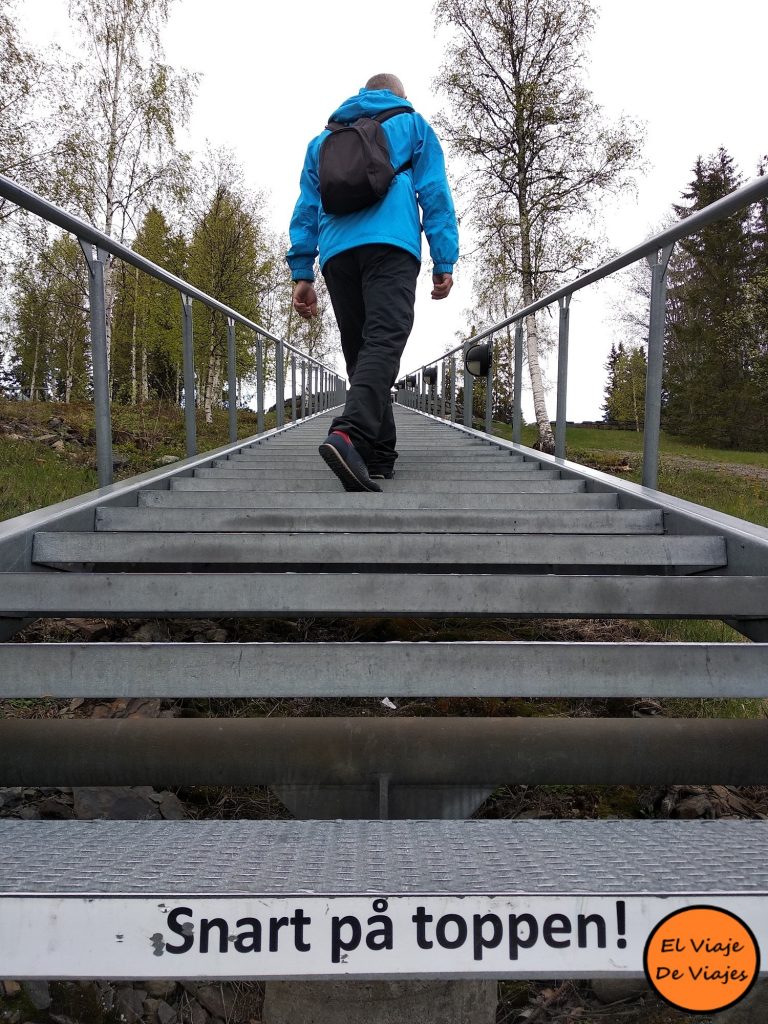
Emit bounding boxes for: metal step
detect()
[3,571,760,617]
[138,489,618,510]
[95,508,662,534]
[2,641,764,698]
[33,532,720,568]
[171,477,583,493]
[193,468,561,481]
[212,460,543,473]
[1,820,766,980]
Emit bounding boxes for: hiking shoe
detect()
[319,431,382,492]
[368,467,395,480]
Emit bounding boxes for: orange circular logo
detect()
[644,906,760,1014]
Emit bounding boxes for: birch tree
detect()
[62,0,196,379]
[434,0,644,451]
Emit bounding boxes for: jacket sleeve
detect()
[286,139,321,282]
[411,117,459,275]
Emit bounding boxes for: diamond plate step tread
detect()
[94,508,663,535]
[1,641,765,698]
[1,820,767,894]
[32,532,722,567]
[2,572,764,617]
[193,468,560,481]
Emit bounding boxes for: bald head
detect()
[365,73,406,98]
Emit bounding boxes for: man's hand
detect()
[293,281,318,319]
[431,272,453,300]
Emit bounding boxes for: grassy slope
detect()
[0,399,272,520]
[492,422,768,528]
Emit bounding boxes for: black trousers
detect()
[323,244,419,469]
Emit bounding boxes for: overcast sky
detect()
[18,0,768,420]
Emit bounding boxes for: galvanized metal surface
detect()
[94,507,661,533]
[3,819,767,894]
[3,572,766,617]
[138,490,618,510]
[32,531,726,568]
[1,718,767,787]
[1,641,765,699]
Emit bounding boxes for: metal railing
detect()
[0,174,345,486]
[397,173,768,489]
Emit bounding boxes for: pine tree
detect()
[664,149,759,447]
[604,344,646,430]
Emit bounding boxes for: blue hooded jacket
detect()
[287,89,459,281]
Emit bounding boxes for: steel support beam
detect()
[643,244,674,489]
[180,294,196,456]
[555,296,571,460]
[512,324,523,444]
[78,242,113,486]
[1,718,766,787]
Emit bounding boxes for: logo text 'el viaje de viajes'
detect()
[644,906,760,1014]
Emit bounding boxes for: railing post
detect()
[450,356,456,422]
[226,317,237,444]
[555,296,572,459]
[485,334,494,435]
[300,361,306,419]
[256,334,265,434]
[643,244,674,489]
[180,293,197,457]
[275,338,285,428]
[78,241,113,486]
[513,322,523,444]
[440,362,446,419]
[463,345,473,429]
[290,354,297,422]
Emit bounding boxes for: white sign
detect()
[1,894,766,979]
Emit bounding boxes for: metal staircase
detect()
[1,404,768,982]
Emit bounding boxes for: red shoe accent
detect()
[331,430,352,445]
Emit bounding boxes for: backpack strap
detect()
[377,107,415,175]
[373,106,415,124]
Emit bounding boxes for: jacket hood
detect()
[328,88,414,125]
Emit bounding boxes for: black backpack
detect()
[318,107,414,215]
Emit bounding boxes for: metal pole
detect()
[300,361,306,419]
[450,356,456,422]
[180,293,196,457]
[463,345,473,429]
[290,355,297,422]
[512,323,524,444]
[485,335,494,435]
[643,244,674,489]
[78,241,113,487]
[256,335,264,434]
[226,318,237,444]
[555,296,572,459]
[275,338,285,427]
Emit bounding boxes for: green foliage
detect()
[9,233,89,401]
[111,206,186,403]
[603,342,646,430]
[435,0,645,451]
[664,148,768,449]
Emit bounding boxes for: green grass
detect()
[498,421,768,468]
[0,399,275,520]
[0,440,98,521]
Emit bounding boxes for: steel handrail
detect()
[398,171,768,484]
[0,173,346,484]
[0,173,335,371]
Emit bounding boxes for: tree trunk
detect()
[28,327,41,401]
[518,212,554,453]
